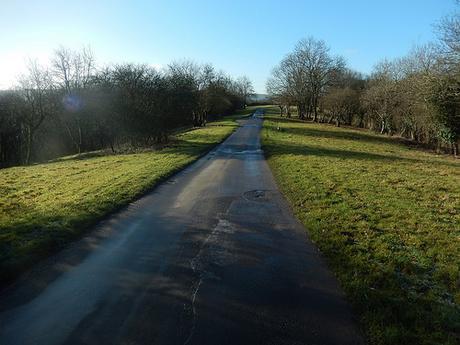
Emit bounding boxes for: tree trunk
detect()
[452,142,458,157]
[64,122,80,154]
[25,126,33,165]
[313,98,318,122]
[297,104,304,120]
[436,141,441,154]
[77,122,82,154]
[306,102,312,119]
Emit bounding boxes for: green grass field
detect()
[262,106,460,345]
[0,109,253,284]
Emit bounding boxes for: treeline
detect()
[267,11,460,156]
[0,47,254,167]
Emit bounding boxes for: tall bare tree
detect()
[52,46,95,153]
[267,37,344,120]
[17,60,55,164]
[294,37,345,121]
[235,76,254,107]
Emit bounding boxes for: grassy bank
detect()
[0,109,253,284]
[262,106,460,345]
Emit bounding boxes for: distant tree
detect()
[394,45,440,143]
[0,91,23,167]
[267,37,344,120]
[109,63,169,143]
[235,76,254,107]
[429,74,460,156]
[266,64,296,117]
[361,61,402,134]
[437,9,460,69]
[322,87,360,127]
[52,46,96,153]
[321,68,364,126]
[294,37,345,121]
[433,8,460,155]
[17,60,55,164]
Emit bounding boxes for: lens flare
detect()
[62,94,83,112]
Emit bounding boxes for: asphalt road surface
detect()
[0,110,363,345]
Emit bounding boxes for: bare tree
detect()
[322,87,360,127]
[433,8,460,155]
[17,60,55,164]
[0,91,24,166]
[361,61,402,134]
[52,46,95,153]
[437,9,460,69]
[294,37,345,121]
[52,46,95,92]
[266,64,296,117]
[235,76,254,107]
[267,37,344,120]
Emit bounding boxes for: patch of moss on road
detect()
[262,106,460,345]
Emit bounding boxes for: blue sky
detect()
[0,0,457,92]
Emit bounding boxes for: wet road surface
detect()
[0,110,363,345]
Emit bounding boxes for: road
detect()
[0,110,363,345]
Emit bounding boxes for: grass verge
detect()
[0,108,254,285]
[262,106,460,345]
